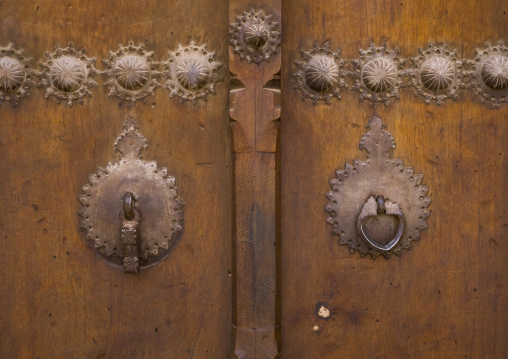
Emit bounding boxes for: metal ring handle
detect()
[357,196,405,252]
[119,207,140,223]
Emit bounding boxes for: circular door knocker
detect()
[325,114,431,259]
[78,115,185,273]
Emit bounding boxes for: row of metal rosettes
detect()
[2,40,507,108]
[293,41,508,108]
[0,42,223,107]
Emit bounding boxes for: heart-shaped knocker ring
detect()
[325,115,431,258]
[357,195,405,252]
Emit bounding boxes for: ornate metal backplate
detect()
[229,9,281,63]
[0,43,34,106]
[39,43,98,107]
[102,42,160,105]
[292,42,348,104]
[163,41,223,103]
[325,115,431,259]
[78,116,184,271]
[470,40,508,108]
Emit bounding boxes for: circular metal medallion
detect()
[409,43,465,105]
[102,42,160,105]
[229,9,281,63]
[163,41,223,104]
[470,41,508,108]
[39,43,98,107]
[350,43,405,105]
[0,43,33,107]
[292,42,348,104]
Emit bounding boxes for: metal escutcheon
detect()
[325,114,431,259]
[78,116,185,273]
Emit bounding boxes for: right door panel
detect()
[281,1,508,357]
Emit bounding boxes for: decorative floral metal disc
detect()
[229,9,281,63]
[470,40,508,108]
[292,42,348,104]
[0,43,33,106]
[163,41,223,103]
[409,43,466,105]
[350,43,406,105]
[78,115,185,268]
[39,43,98,107]
[325,114,431,259]
[102,42,160,105]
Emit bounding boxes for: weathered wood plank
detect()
[229,0,281,357]
[0,1,232,358]
[281,0,508,357]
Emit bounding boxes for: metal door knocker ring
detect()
[357,195,405,252]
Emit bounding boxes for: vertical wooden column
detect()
[229,1,281,358]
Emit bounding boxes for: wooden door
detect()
[281,0,507,358]
[0,1,232,358]
[1,0,507,358]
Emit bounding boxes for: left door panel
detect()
[0,1,232,358]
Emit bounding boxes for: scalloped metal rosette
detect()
[469,41,508,108]
[39,43,98,107]
[163,41,223,103]
[409,43,466,105]
[229,9,280,63]
[102,42,160,105]
[78,115,184,269]
[292,43,348,104]
[325,115,431,259]
[0,43,34,106]
[350,43,406,105]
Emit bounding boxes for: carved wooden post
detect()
[229,3,281,358]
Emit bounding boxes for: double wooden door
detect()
[0,0,506,358]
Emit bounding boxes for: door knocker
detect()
[78,115,185,273]
[324,114,431,259]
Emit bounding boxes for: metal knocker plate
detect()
[325,114,431,259]
[78,115,185,272]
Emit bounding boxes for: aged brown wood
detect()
[2,0,507,358]
[229,1,281,357]
[281,0,508,358]
[0,1,232,358]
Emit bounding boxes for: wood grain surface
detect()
[1,0,507,358]
[281,0,508,358]
[229,1,281,357]
[0,1,232,358]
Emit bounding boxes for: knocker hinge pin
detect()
[124,192,135,221]
[376,195,386,215]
